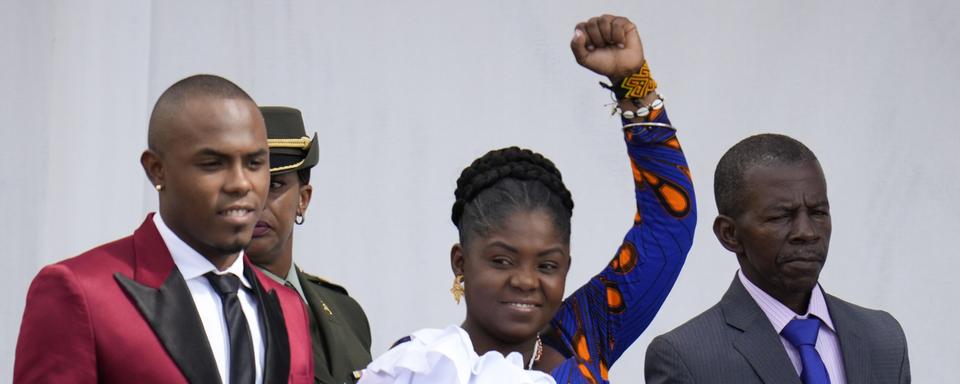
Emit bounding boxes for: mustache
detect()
[777,247,827,263]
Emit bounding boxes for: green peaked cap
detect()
[260,106,319,175]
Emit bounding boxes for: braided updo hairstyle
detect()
[452,147,575,246]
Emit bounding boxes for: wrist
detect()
[601,61,663,122]
[614,92,664,121]
[602,61,657,101]
[605,60,648,86]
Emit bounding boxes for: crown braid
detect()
[452,147,574,245]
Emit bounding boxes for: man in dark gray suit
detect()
[645,134,910,383]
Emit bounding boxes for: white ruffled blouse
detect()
[358,325,556,384]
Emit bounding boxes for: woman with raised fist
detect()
[361,14,696,384]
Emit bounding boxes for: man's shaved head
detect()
[141,74,268,268]
[148,74,255,153]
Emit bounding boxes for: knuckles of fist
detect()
[571,15,645,78]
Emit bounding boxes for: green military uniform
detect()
[298,268,372,383]
[258,106,373,383]
[261,265,372,383]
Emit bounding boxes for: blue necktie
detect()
[781,318,831,384]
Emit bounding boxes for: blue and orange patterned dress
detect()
[548,107,696,383]
[359,108,695,384]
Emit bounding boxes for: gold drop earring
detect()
[450,274,465,304]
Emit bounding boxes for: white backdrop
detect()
[2,0,958,381]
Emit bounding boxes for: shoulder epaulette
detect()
[297,267,350,296]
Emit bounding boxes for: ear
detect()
[298,183,313,215]
[713,215,743,254]
[450,243,466,277]
[140,150,164,187]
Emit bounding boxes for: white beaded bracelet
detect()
[613,93,665,119]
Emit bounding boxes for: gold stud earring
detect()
[154,184,163,191]
[450,274,465,304]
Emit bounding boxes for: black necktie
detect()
[205,272,256,384]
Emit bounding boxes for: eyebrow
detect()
[485,241,566,257]
[195,148,227,158]
[194,148,268,158]
[537,247,567,258]
[485,241,518,253]
[766,200,829,212]
[246,148,268,158]
[765,203,799,211]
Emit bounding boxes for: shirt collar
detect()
[255,262,308,303]
[285,264,307,302]
[153,213,252,289]
[737,269,836,333]
[259,266,287,285]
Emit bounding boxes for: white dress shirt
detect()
[154,213,265,384]
[738,270,846,383]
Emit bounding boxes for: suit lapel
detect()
[298,270,369,381]
[722,277,802,384]
[825,293,871,383]
[114,214,221,383]
[304,306,335,383]
[245,262,291,384]
[115,270,221,384]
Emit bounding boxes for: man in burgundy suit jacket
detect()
[14,75,313,383]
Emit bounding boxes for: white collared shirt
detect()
[738,270,846,383]
[154,213,265,384]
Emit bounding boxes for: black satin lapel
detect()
[115,271,221,384]
[246,267,290,384]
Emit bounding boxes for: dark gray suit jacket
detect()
[645,277,910,383]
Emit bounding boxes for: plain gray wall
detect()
[2,0,957,381]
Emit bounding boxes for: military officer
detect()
[246,106,372,384]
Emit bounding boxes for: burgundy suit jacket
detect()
[14,214,313,383]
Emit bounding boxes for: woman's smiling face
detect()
[453,209,571,345]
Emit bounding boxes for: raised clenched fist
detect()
[571,15,646,80]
